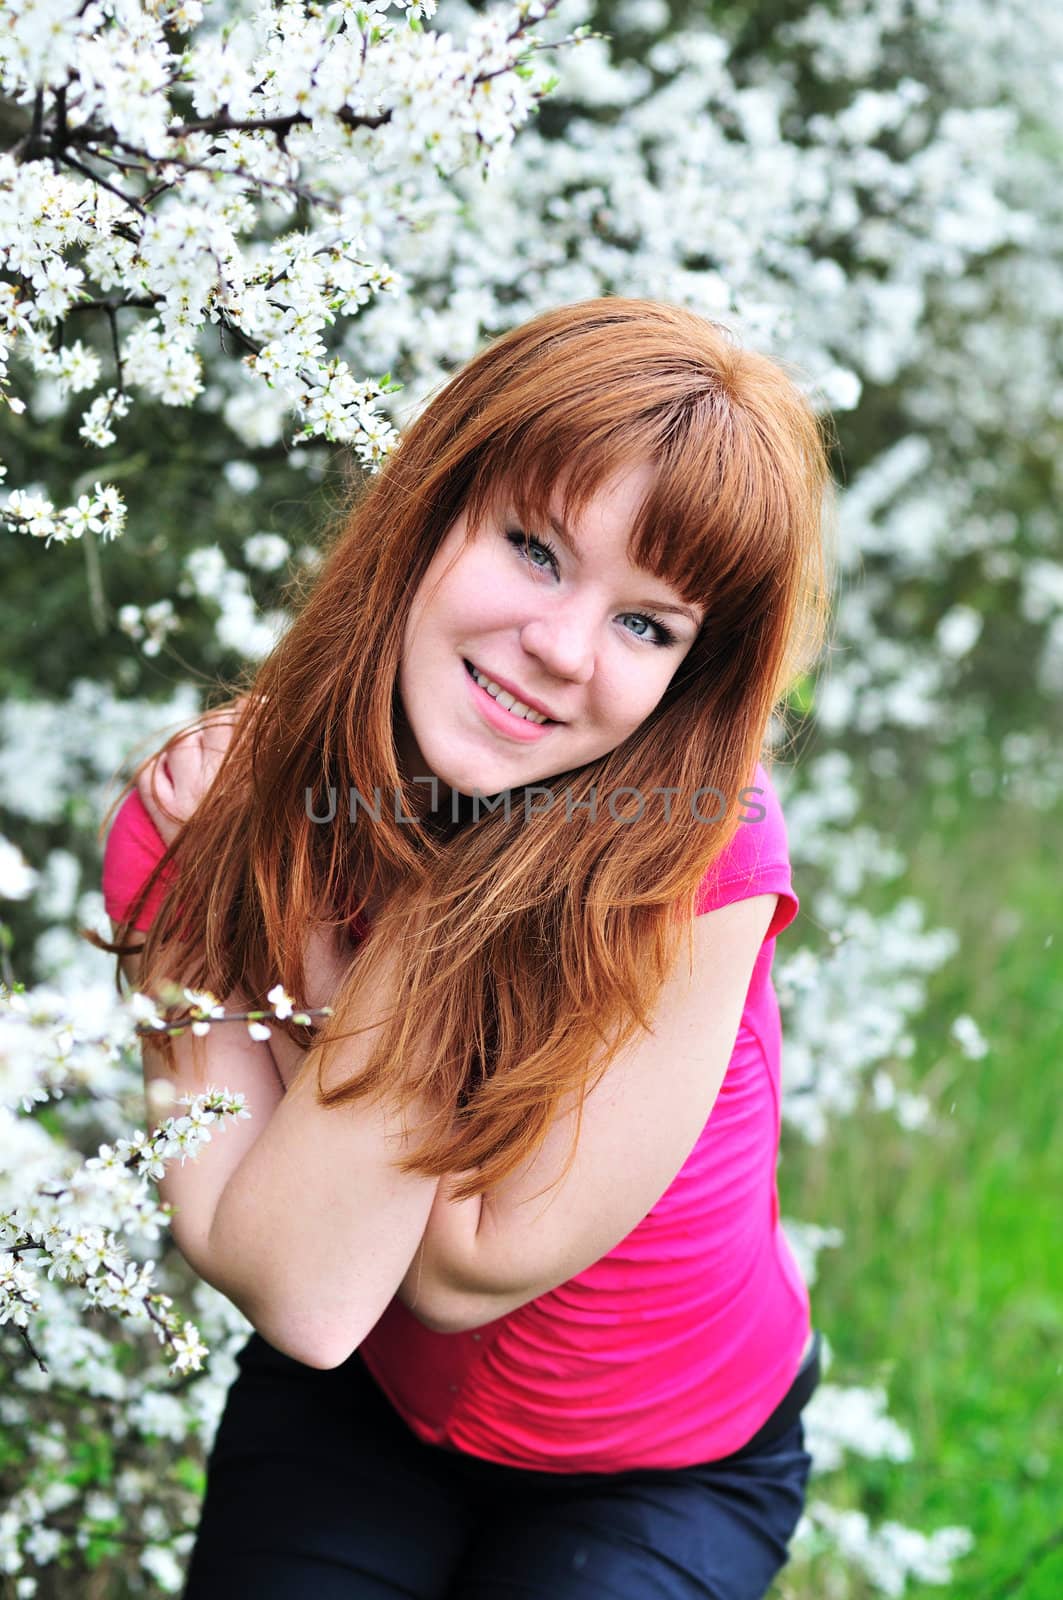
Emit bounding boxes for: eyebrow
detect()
[544,512,703,627]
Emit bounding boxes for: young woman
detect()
[100,298,834,1600]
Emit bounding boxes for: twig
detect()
[58,151,146,216]
[83,527,108,635]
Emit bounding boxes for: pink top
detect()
[102,762,810,1472]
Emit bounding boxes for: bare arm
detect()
[116,930,287,1281]
[396,892,779,1333]
[205,931,441,1369]
[124,718,425,1366]
[122,919,432,1369]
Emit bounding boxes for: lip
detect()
[463,659,559,743]
[464,659,562,723]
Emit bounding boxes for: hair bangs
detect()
[458,384,792,628]
[629,407,792,622]
[461,397,666,555]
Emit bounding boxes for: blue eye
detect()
[508,529,559,573]
[623,610,678,647]
[505,530,681,649]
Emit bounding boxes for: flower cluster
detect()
[0,0,577,544]
[0,977,322,1375]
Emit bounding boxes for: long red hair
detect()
[99,298,835,1199]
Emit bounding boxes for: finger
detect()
[135,751,175,809]
[195,741,227,795]
[164,730,212,815]
[199,699,254,779]
[135,755,181,844]
[198,719,236,761]
[136,702,249,844]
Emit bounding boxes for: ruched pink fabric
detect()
[102,761,810,1472]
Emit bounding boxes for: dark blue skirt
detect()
[182,1330,818,1599]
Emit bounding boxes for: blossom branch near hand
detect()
[132,983,333,1042]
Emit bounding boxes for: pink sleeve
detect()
[101,790,174,933]
[693,762,799,943]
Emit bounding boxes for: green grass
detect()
[780,760,1063,1599]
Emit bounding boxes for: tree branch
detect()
[168,107,390,141]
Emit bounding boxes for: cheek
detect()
[443,545,500,614]
[405,577,465,655]
[404,525,479,644]
[451,552,523,632]
[596,666,669,736]
[635,655,687,725]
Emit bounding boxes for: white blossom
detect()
[0,836,39,899]
[950,1013,990,1060]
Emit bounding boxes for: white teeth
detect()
[469,664,550,724]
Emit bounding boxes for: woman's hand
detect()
[135,702,245,847]
[133,698,370,1088]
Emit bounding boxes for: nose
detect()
[519,600,597,687]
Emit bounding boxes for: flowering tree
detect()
[0,0,574,542]
[2,0,1059,1592]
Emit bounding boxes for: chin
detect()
[444,765,517,800]
[435,755,544,801]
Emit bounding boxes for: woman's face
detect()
[396,462,705,803]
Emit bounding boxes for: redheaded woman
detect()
[101,298,834,1600]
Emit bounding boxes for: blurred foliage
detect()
[0,391,352,701]
[782,763,1063,1599]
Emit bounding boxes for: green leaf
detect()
[85,1532,123,1570]
[37,1105,65,1138]
[173,1454,207,1496]
[63,1427,115,1489]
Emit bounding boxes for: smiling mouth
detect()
[463,659,560,724]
